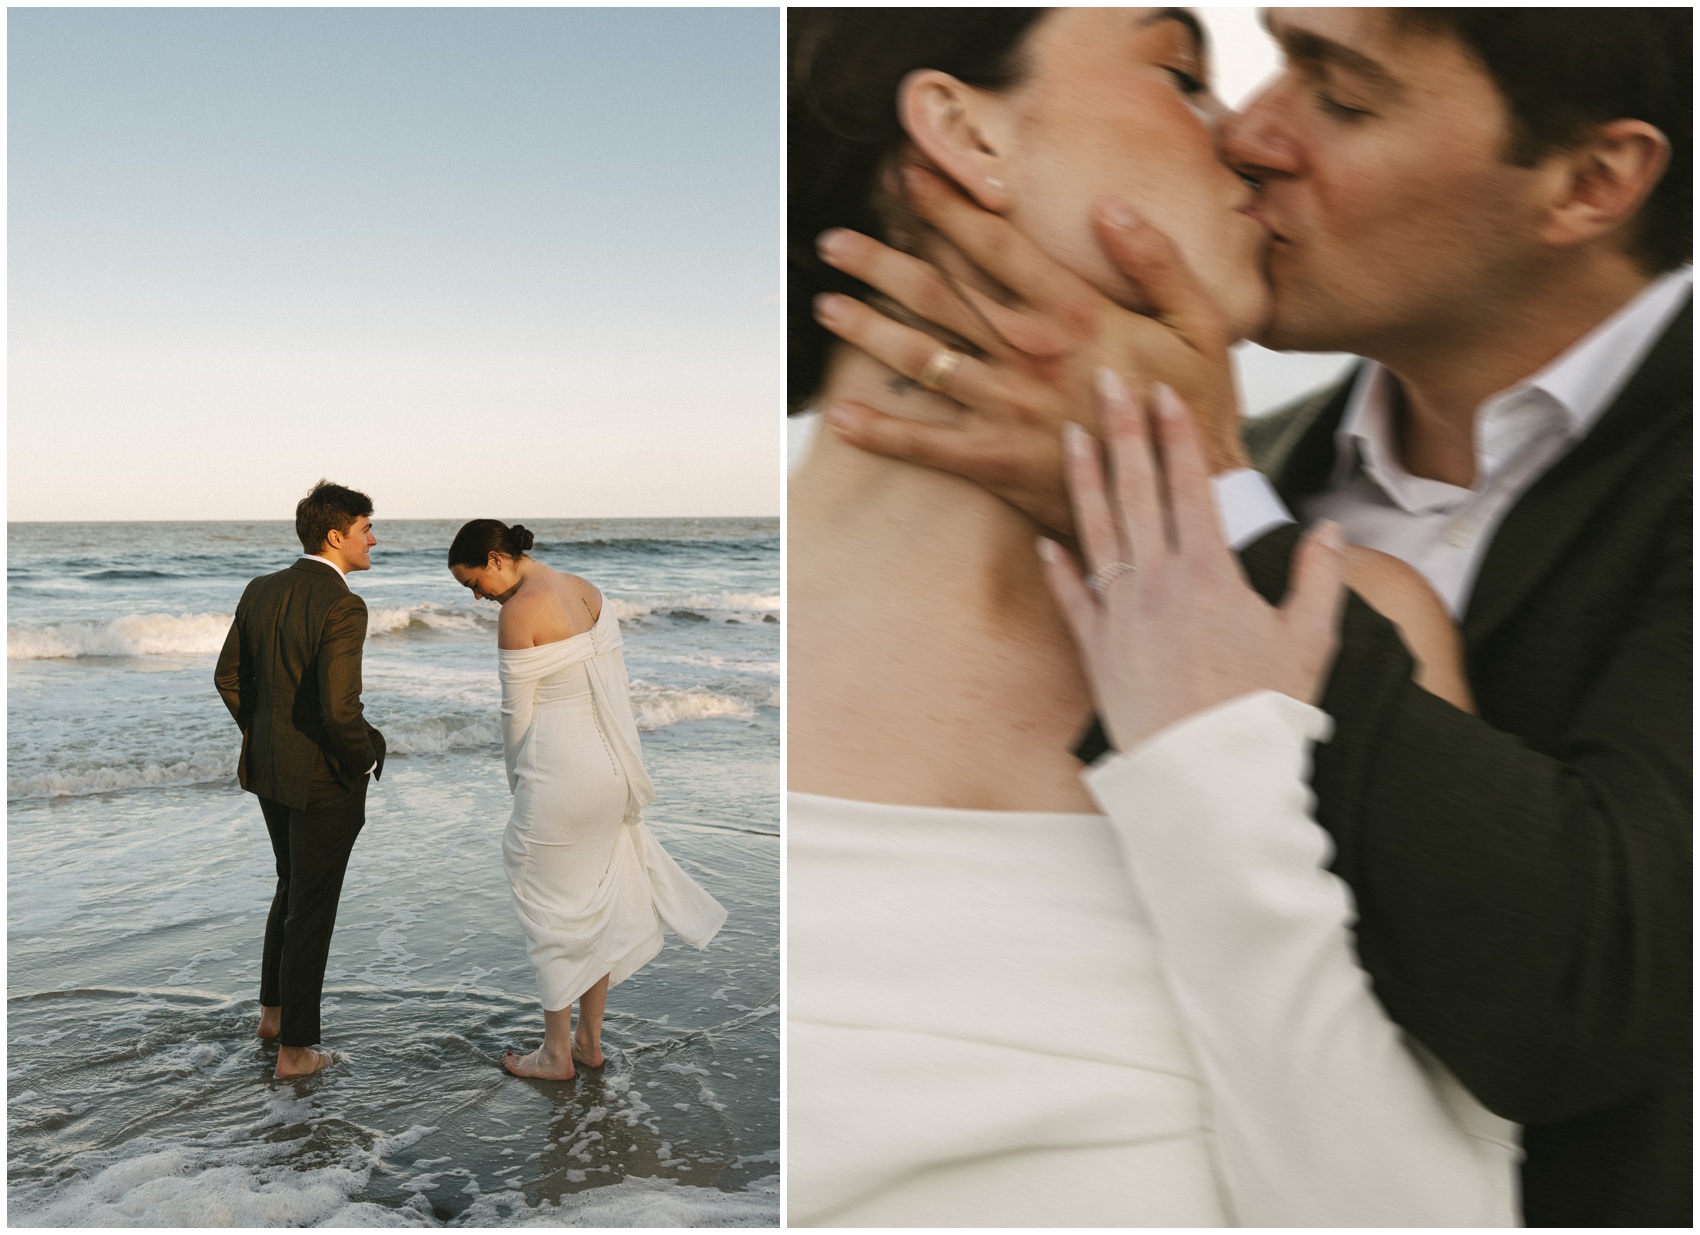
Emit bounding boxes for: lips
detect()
[1241,205,1289,243]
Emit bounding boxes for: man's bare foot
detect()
[503,1048,575,1080]
[274,1046,335,1079]
[256,1006,282,1039]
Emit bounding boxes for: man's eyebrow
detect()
[1267,20,1404,98]
[1136,8,1209,60]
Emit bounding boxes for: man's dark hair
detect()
[295,480,373,554]
[788,9,1043,409]
[1398,8,1691,273]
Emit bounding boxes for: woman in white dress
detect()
[789,9,1515,1225]
[447,520,726,1080]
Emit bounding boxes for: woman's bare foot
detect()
[256,1006,282,1039]
[274,1046,334,1079]
[503,1047,575,1080]
[571,1040,606,1068]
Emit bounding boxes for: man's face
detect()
[329,516,376,572]
[1225,8,1553,358]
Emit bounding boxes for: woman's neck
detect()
[792,347,1056,626]
[789,344,1095,810]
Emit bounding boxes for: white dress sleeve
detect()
[498,659,536,794]
[1085,690,1521,1227]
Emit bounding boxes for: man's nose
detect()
[1221,81,1299,181]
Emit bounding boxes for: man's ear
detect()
[896,68,1014,212]
[1538,118,1670,253]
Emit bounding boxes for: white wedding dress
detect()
[789,691,1519,1227]
[499,602,726,1011]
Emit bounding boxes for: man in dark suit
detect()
[810,9,1689,1225]
[216,480,386,1079]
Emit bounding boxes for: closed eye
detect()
[1315,91,1372,119]
[1166,66,1207,95]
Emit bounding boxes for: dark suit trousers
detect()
[257,773,367,1047]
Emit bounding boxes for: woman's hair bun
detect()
[447,518,533,567]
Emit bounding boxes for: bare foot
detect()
[503,1048,575,1080]
[572,1044,606,1069]
[256,1006,282,1039]
[274,1046,335,1079]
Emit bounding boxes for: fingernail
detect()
[1036,536,1059,564]
[824,402,859,428]
[1064,420,1091,455]
[1153,382,1183,421]
[816,229,848,263]
[1102,198,1140,230]
[812,292,840,323]
[1314,519,1344,551]
[1094,366,1132,410]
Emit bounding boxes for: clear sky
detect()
[9,7,780,521]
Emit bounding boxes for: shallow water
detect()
[8,519,778,1226]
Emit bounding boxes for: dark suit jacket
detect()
[215,558,386,811]
[1235,303,1690,1227]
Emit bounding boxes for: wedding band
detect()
[1086,560,1137,598]
[918,347,964,394]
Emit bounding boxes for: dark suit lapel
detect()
[1463,300,1692,645]
[1257,375,1358,514]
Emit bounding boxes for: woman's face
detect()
[450,554,522,603]
[990,8,1268,336]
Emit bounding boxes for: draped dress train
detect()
[499,602,726,1011]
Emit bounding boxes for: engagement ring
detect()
[918,347,964,395]
[1086,560,1136,598]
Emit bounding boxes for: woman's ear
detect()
[897,68,1013,211]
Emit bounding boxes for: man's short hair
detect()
[295,480,373,554]
[1398,8,1690,273]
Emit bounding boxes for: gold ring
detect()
[1086,560,1137,599]
[918,347,964,394]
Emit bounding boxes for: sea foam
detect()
[9,1141,778,1228]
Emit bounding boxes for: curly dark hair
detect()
[295,480,373,554]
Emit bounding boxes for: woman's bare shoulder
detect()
[1342,546,1474,712]
[552,570,604,615]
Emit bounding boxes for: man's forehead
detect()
[1264,7,1479,96]
[1264,8,1399,63]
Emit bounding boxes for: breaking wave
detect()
[9,613,233,660]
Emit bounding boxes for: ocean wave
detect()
[631,686,767,730]
[384,715,503,756]
[8,750,239,801]
[8,613,233,660]
[8,682,769,798]
[611,594,780,624]
[366,604,488,638]
[7,605,495,660]
[79,569,185,581]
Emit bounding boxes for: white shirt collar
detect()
[1523,264,1693,438]
[1336,265,1692,502]
[299,553,348,582]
